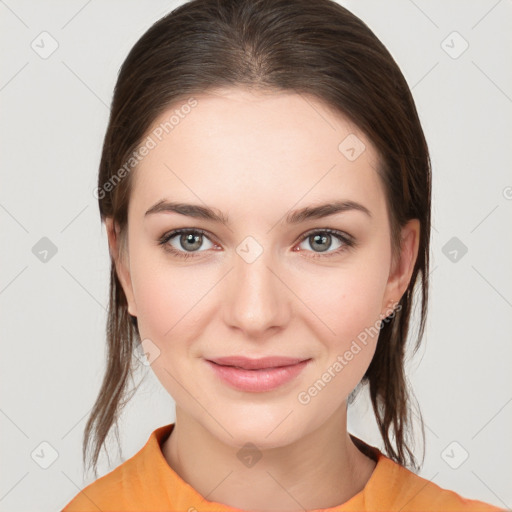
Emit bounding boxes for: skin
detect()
[105,87,420,511]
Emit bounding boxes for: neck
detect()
[162,405,377,511]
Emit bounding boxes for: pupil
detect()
[182,233,201,251]
[311,233,330,252]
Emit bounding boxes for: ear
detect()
[105,217,137,317]
[380,219,420,316]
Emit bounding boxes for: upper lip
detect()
[207,356,310,370]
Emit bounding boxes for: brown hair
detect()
[84,0,430,478]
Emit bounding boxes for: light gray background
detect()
[1,1,511,511]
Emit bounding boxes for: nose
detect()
[222,243,291,338]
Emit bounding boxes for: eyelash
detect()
[158,228,355,260]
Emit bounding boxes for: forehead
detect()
[130,88,385,221]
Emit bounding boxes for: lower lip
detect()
[205,359,311,392]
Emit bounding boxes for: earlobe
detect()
[381,219,420,316]
[104,217,138,317]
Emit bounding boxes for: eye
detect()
[158,228,216,259]
[158,227,355,260]
[295,229,355,258]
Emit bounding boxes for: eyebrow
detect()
[144,199,372,225]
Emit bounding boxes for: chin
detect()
[199,408,311,451]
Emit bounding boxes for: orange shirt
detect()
[62,423,504,512]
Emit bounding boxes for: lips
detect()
[207,355,308,370]
[205,356,311,392]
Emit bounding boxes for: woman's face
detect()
[108,87,419,448]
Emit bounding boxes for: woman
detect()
[63,0,503,510]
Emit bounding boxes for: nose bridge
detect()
[223,235,289,335]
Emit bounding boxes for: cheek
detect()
[132,269,176,338]
[130,259,225,404]
[130,260,210,397]
[135,276,205,343]
[294,267,387,409]
[301,262,389,342]
[293,245,391,396]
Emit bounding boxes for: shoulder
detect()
[349,435,505,512]
[61,424,175,512]
[61,457,139,511]
[374,456,505,511]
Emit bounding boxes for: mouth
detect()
[207,355,310,370]
[205,356,312,392]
